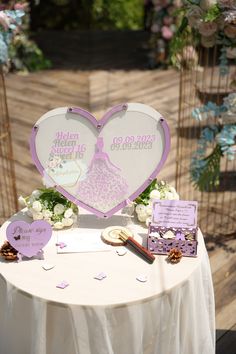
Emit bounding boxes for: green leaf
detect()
[203,4,220,22]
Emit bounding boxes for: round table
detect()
[0,210,215,354]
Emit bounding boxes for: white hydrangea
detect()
[18,195,27,207]
[32,211,43,220]
[164,191,175,200]
[149,189,161,200]
[54,221,64,229]
[32,200,42,212]
[32,190,41,199]
[62,218,74,227]
[64,208,73,218]
[42,209,52,219]
[54,204,65,215]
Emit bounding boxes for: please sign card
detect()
[30,103,170,218]
[6,220,52,258]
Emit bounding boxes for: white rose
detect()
[173,192,180,200]
[32,211,43,220]
[149,189,161,200]
[42,209,52,219]
[18,195,27,207]
[54,222,64,229]
[64,208,73,218]
[135,204,146,214]
[164,191,175,200]
[137,213,148,223]
[54,204,65,215]
[169,186,177,194]
[32,200,42,212]
[62,218,74,227]
[32,190,41,199]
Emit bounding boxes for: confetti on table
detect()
[136,275,148,283]
[42,263,55,271]
[56,280,69,289]
[94,272,107,281]
[116,247,127,256]
[56,242,67,249]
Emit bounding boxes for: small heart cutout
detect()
[6,220,52,258]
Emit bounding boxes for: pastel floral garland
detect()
[170,0,236,73]
[190,93,236,191]
[146,0,178,68]
[0,9,25,65]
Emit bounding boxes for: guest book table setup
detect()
[0,103,215,354]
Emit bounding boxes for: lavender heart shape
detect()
[30,103,170,218]
[6,220,52,258]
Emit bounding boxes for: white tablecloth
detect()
[0,210,215,354]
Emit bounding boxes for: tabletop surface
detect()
[0,209,205,307]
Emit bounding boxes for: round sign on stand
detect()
[30,103,170,218]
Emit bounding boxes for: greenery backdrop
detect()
[30,0,144,31]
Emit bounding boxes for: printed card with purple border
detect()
[30,103,170,218]
[148,200,198,257]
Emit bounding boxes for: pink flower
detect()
[198,21,218,36]
[14,3,28,10]
[161,25,173,39]
[0,11,10,31]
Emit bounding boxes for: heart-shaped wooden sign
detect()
[6,220,52,258]
[30,103,170,218]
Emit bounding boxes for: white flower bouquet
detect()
[18,188,79,229]
[134,179,179,226]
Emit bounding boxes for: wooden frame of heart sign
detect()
[30,103,171,218]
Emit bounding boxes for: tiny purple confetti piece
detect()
[56,280,69,289]
[136,275,147,283]
[56,242,67,249]
[94,272,107,281]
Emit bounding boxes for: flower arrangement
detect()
[190,92,236,191]
[134,179,179,225]
[146,0,179,68]
[0,2,51,72]
[0,7,25,65]
[170,0,236,70]
[18,188,79,229]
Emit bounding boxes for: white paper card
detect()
[57,228,112,253]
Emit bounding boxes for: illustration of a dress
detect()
[76,137,128,212]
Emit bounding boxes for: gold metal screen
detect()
[176,47,236,236]
[0,67,17,224]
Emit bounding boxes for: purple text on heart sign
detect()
[6,220,52,258]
